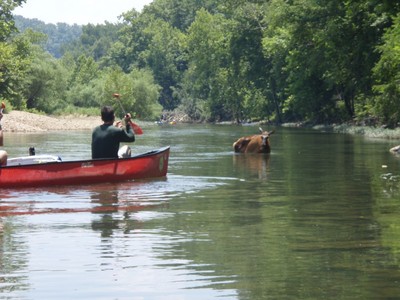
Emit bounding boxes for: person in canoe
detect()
[91,105,135,159]
[0,104,8,166]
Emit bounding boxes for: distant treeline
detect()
[1,0,400,125]
[14,16,82,58]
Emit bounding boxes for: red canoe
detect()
[0,146,170,188]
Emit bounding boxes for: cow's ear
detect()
[259,127,263,133]
[269,130,275,135]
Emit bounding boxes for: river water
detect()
[1,124,400,299]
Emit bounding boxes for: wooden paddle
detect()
[0,102,5,147]
[112,93,143,135]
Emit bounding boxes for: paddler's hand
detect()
[124,113,132,123]
[115,121,123,128]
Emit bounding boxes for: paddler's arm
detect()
[0,110,3,146]
[123,113,135,141]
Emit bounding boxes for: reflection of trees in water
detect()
[147,154,400,298]
[90,188,120,238]
[89,184,169,238]
[0,181,171,295]
[0,220,29,294]
[89,185,148,238]
[380,172,400,195]
[373,170,400,269]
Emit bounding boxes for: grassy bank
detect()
[281,122,400,140]
[315,124,400,139]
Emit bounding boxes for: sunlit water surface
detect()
[1,124,400,299]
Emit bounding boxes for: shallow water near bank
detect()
[2,124,400,299]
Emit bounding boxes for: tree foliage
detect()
[14,16,82,58]
[372,13,400,126]
[0,0,25,41]
[6,0,400,125]
[0,0,30,105]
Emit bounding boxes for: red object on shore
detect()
[0,146,169,188]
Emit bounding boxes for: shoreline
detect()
[2,110,400,141]
[1,111,101,132]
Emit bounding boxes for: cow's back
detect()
[233,136,252,153]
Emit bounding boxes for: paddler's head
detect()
[101,106,115,123]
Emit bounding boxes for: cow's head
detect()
[259,127,274,153]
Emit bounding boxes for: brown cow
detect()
[233,127,274,153]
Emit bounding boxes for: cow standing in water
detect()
[233,128,274,153]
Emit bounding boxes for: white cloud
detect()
[13,0,153,25]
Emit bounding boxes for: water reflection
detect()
[3,126,400,299]
[0,218,29,294]
[90,186,123,237]
[232,153,270,180]
[88,184,166,237]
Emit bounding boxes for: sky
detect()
[13,0,153,25]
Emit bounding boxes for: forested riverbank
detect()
[3,110,400,145]
[1,1,400,127]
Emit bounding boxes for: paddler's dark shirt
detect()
[91,123,135,159]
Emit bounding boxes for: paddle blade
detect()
[130,120,143,135]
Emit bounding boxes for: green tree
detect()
[0,0,30,106]
[372,14,400,127]
[100,67,161,120]
[0,0,25,41]
[112,8,187,111]
[63,55,99,107]
[23,50,68,112]
[142,0,217,31]
[185,9,233,121]
[261,0,396,123]
[0,35,32,107]
[8,0,400,124]
[113,9,151,71]
[228,2,279,122]
[140,19,186,110]
[69,55,99,85]
[79,22,121,62]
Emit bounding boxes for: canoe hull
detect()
[0,146,170,188]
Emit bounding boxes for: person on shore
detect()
[0,109,8,166]
[91,106,135,159]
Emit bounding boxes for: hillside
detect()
[14,15,82,57]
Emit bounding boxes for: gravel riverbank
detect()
[1,111,101,132]
[3,110,400,142]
